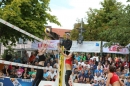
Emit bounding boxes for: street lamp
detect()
[77,18,85,44]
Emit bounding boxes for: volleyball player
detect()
[32,43,48,86]
[106,65,124,86]
[58,44,74,86]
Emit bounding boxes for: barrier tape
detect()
[0,60,57,71]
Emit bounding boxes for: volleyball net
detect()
[0,18,60,86]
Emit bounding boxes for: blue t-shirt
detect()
[125,82,130,86]
[43,72,48,78]
[94,69,103,75]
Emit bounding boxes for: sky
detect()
[48,0,129,30]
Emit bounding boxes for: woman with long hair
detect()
[58,44,74,86]
[106,65,124,86]
[32,43,48,86]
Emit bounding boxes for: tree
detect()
[99,0,130,46]
[71,0,130,47]
[0,0,60,46]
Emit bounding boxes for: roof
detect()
[52,28,71,37]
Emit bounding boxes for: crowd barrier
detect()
[0,77,92,86]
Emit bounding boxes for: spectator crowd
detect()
[72,53,130,86]
[0,50,59,82]
[0,50,130,86]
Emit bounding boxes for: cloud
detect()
[48,0,128,29]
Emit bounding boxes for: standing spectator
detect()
[22,50,29,64]
[29,52,36,63]
[14,55,21,63]
[63,33,72,55]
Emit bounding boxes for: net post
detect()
[59,46,65,86]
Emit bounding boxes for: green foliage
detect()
[0,0,60,46]
[71,0,130,47]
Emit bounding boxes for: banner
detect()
[70,41,101,52]
[0,78,91,86]
[31,40,59,50]
[103,42,129,54]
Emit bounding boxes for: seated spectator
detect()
[83,66,89,75]
[28,68,36,79]
[48,70,56,79]
[10,71,18,78]
[53,64,57,69]
[52,75,57,81]
[54,59,58,68]
[43,69,49,80]
[78,59,84,66]
[46,63,52,69]
[78,70,85,82]
[46,75,52,81]
[75,53,80,62]
[10,66,16,73]
[73,60,79,68]
[97,62,103,70]
[78,64,83,71]
[92,79,99,86]
[84,77,90,84]
[22,73,28,79]
[50,58,55,67]
[22,68,29,75]
[55,50,59,59]
[92,53,99,62]
[94,66,103,76]
[98,78,106,86]
[124,69,129,77]
[17,66,24,73]
[74,78,78,83]
[0,70,4,78]
[125,76,130,86]
[17,70,23,78]
[85,70,94,83]
[2,65,11,77]
[78,76,84,83]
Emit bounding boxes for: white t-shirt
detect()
[78,62,84,66]
[46,66,52,70]
[48,71,56,79]
[92,56,99,61]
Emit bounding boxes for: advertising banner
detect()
[103,42,129,54]
[70,41,101,52]
[31,40,59,50]
[0,78,92,86]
